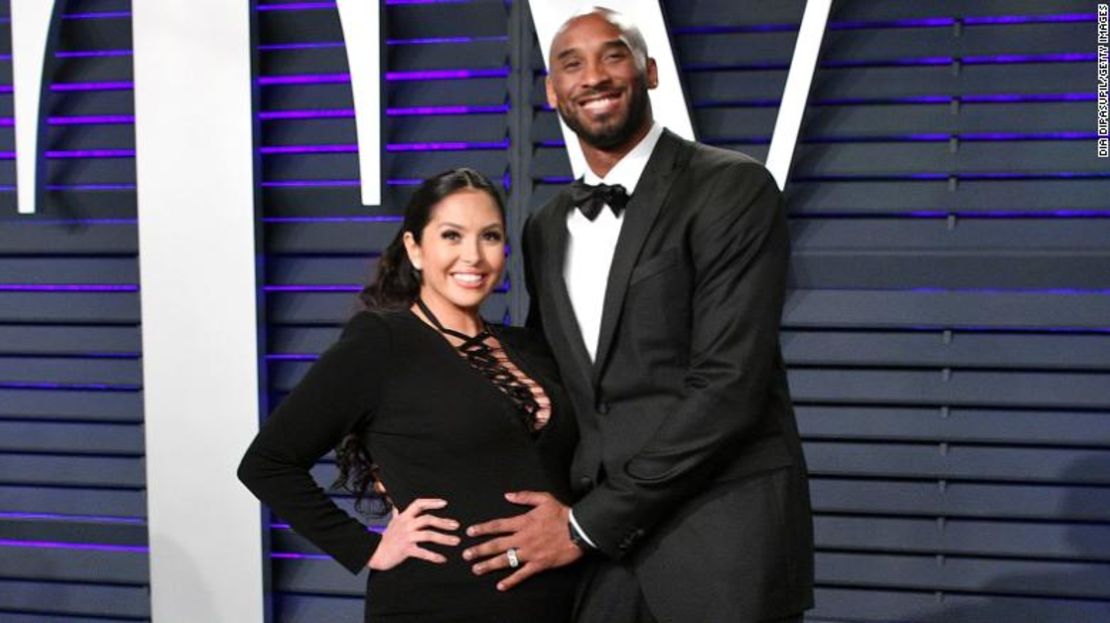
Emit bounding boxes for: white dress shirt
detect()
[564,122,664,547]
[564,122,664,361]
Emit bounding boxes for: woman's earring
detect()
[411,264,422,281]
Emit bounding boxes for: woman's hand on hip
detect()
[367,498,460,570]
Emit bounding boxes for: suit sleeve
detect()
[522,214,544,333]
[571,162,791,558]
[237,311,389,573]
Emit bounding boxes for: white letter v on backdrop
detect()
[11,0,61,214]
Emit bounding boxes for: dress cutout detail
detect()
[414,299,551,430]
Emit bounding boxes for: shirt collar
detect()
[582,122,663,195]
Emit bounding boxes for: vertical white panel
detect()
[132,1,265,621]
[765,0,832,188]
[337,0,382,207]
[10,0,56,214]
[530,1,693,179]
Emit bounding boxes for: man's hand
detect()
[462,491,584,591]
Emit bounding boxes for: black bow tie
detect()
[569,180,630,221]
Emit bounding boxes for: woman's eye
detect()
[483,231,504,242]
[441,231,460,240]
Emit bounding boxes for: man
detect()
[462,8,814,622]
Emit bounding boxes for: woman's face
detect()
[403,188,506,314]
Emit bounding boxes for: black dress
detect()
[238,309,580,622]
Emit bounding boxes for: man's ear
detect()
[546,75,559,109]
[646,57,659,89]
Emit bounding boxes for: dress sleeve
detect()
[238,311,390,573]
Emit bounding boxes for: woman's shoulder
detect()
[336,308,416,346]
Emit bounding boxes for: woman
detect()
[238,168,579,622]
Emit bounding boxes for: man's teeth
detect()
[583,95,618,109]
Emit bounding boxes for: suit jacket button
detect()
[596,402,610,414]
[579,476,593,488]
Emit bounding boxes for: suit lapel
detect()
[539,193,595,395]
[592,131,687,382]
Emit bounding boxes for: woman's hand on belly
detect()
[368,498,461,571]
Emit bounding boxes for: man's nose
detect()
[581,59,609,87]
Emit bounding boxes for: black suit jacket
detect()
[522,130,814,622]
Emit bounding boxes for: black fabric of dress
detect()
[238,309,580,622]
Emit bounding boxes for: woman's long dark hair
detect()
[332,168,507,514]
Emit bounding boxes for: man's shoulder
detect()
[684,139,769,180]
[533,187,572,221]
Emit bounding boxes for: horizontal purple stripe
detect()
[259,35,505,51]
[805,132,1095,143]
[385,0,473,4]
[819,53,1094,69]
[388,35,507,46]
[271,522,384,534]
[672,23,798,35]
[0,511,145,525]
[262,178,422,187]
[810,93,1095,106]
[260,108,354,120]
[966,53,1095,64]
[901,208,1110,218]
[908,288,1110,295]
[50,115,136,125]
[51,81,133,92]
[62,11,131,20]
[260,0,481,9]
[256,1,336,9]
[0,217,137,225]
[261,144,356,155]
[266,283,508,294]
[271,552,330,560]
[260,105,508,121]
[263,215,400,223]
[0,115,137,127]
[0,49,134,61]
[389,68,508,81]
[45,183,136,191]
[828,13,1094,30]
[964,13,1094,24]
[693,99,783,109]
[264,285,359,292]
[388,140,508,152]
[260,141,508,155]
[266,353,318,361]
[0,284,137,292]
[258,68,507,86]
[794,172,1110,182]
[390,105,510,116]
[257,41,344,51]
[0,381,140,391]
[56,49,132,59]
[0,538,147,553]
[45,149,136,159]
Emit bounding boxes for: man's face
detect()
[546,14,657,151]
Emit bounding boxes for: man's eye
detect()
[563,60,581,70]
